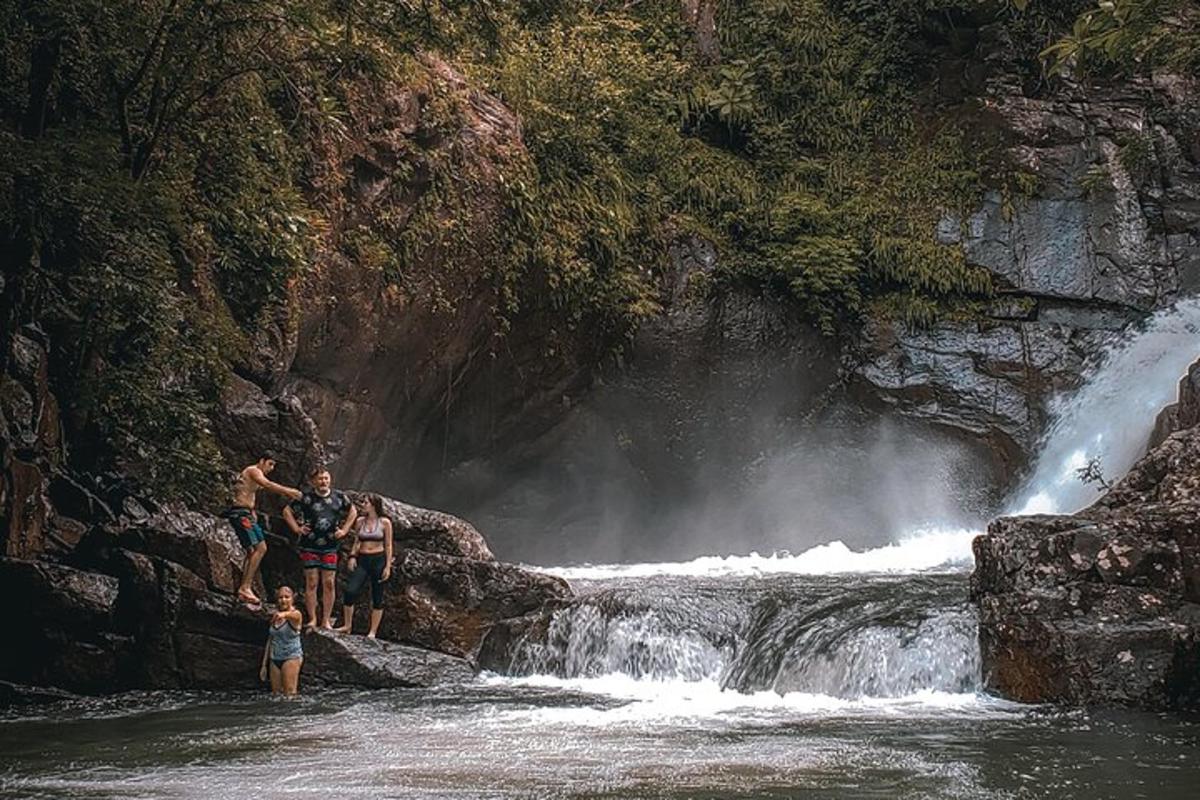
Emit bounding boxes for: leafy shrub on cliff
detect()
[1,0,1091,501]
[0,0,320,501]
[457,1,1017,333]
[1032,0,1200,75]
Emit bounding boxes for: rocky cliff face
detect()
[413,73,1200,561]
[857,72,1200,470]
[257,56,599,501]
[971,356,1200,709]
[261,67,1198,558]
[0,328,569,701]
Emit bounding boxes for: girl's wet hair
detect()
[275,585,294,597]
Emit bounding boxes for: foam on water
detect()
[481,673,1014,728]
[538,525,978,580]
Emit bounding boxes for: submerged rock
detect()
[0,679,77,706]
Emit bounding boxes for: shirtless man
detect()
[229,454,303,608]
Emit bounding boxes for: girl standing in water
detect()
[260,586,303,694]
[336,494,394,639]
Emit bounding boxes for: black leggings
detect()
[344,553,388,608]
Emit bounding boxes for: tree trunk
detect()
[22,37,61,139]
[679,0,720,64]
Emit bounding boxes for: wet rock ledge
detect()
[971,359,1200,709]
[0,499,568,699]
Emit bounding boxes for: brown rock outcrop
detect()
[972,357,1200,709]
[1,331,62,560]
[277,54,592,505]
[117,508,248,594]
[376,548,569,658]
[0,471,571,699]
[259,496,569,659]
[1150,358,1200,449]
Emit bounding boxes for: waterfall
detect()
[499,576,979,701]
[1012,297,1200,516]
[498,298,1200,707]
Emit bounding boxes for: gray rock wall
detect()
[857,74,1200,466]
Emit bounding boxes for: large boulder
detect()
[377,495,494,561]
[256,495,572,660]
[0,558,132,694]
[352,548,571,659]
[117,508,248,594]
[108,549,196,689]
[173,588,273,690]
[972,362,1200,708]
[303,629,475,688]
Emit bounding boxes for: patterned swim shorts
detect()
[226,508,266,550]
[300,549,338,571]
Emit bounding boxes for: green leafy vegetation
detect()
[1034,0,1200,75]
[1,0,1088,501]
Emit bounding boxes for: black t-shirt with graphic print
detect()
[289,489,352,552]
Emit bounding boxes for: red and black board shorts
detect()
[300,549,339,571]
[226,508,266,550]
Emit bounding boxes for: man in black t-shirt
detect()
[283,467,357,630]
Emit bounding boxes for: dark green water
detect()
[1,684,1197,799]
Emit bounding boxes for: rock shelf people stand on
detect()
[336,494,395,639]
[283,467,357,631]
[227,454,304,609]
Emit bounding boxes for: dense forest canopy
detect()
[0,0,1186,502]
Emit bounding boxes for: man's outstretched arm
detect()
[247,466,302,501]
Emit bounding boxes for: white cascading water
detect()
[539,296,1200,582]
[542,526,979,581]
[1011,296,1200,515]
[499,297,1200,719]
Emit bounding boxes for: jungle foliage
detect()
[0,0,1097,500]
[1021,0,1200,75]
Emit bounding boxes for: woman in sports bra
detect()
[259,586,303,694]
[336,494,394,638]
